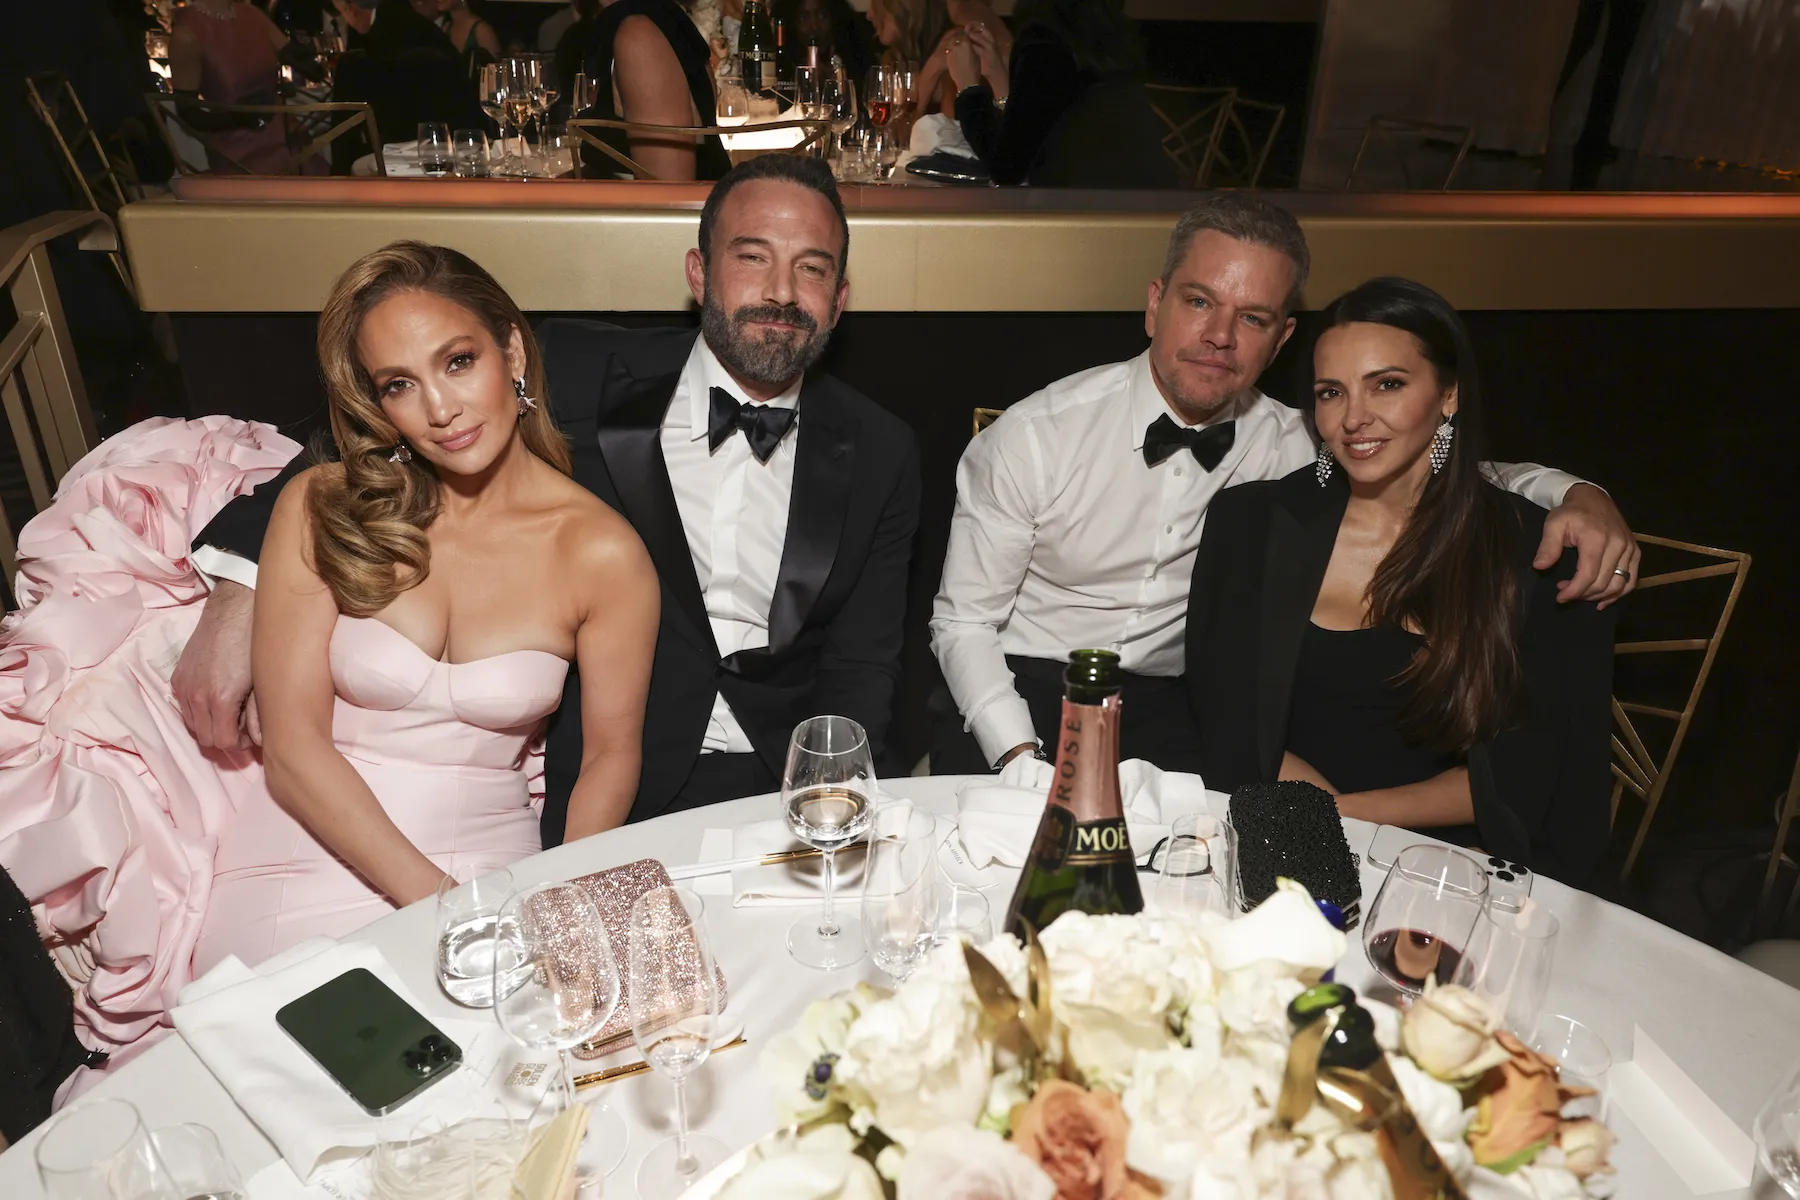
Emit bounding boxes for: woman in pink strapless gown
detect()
[0,243,659,1090]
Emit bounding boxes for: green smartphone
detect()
[275,967,463,1115]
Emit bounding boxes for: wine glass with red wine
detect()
[1362,844,1489,997]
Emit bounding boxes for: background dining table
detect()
[3,775,1797,1199]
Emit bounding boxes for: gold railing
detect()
[0,211,111,588]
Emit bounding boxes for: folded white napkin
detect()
[379,139,426,177]
[173,938,551,1182]
[908,113,979,160]
[729,801,950,906]
[956,758,1226,869]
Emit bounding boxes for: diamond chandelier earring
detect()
[1315,443,1335,487]
[389,441,412,464]
[514,377,537,415]
[1429,418,1455,474]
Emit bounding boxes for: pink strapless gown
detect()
[193,616,563,972]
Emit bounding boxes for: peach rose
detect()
[1009,1080,1155,1200]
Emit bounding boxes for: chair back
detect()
[1610,533,1751,878]
[1144,84,1235,188]
[972,407,1004,437]
[333,47,479,169]
[1763,746,1800,932]
[24,74,139,297]
[568,118,831,181]
[1203,96,1286,189]
[143,94,384,177]
[1345,115,1473,190]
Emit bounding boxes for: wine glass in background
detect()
[783,714,876,970]
[821,70,856,155]
[479,62,510,159]
[862,806,938,984]
[1755,1062,1800,1196]
[492,882,629,1180]
[35,1099,165,1200]
[532,66,559,148]
[569,71,598,115]
[452,128,491,178]
[863,64,896,130]
[436,867,512,1005]
[630,886,730,1200]
[1362,845,1489,997]
[1452,901,1559,1034]
[315,31,344,86]
[795,64,823,116]
[113,1124,245,1200]
[871,124,901,181]
[502,56,540,165]
[932,882,992,947]
[1152,813,1238,919]
[416,122,452,177]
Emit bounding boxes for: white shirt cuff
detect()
[969,693,1039,767]
[191,546,259,592]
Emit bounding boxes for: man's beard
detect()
[701,291,832,388]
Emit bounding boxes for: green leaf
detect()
[1481,1135,1552,1175]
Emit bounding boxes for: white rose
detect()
[1327,1155,1394,1200]
[718,1125,886,1200]
[836,969,992,1148]
[1200,879,1346,974]
[1557,1119,1615,1180]
[759,987,877,1124]
[896,1126,1055,1200]
[1122,1047,1262,1185]
[1386,1053,1472,1145]
[1401,981,1512,1083]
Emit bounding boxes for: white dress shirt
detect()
[665,338,801,753]
[930,350,1582,764]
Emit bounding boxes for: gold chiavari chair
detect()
[142,94,383,176]
[972,408,1004,437]
[1202,96,1286,189]
[1609,534,1752,879]
[1145,84,1235,189]
[1346,115,1474,191]
[567,118,834,181]
[1761,744,1800,928]
[24,74,142,296]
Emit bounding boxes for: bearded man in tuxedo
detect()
[174,154,921,844]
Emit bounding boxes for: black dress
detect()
[953,25,1176,188]
[1286,623,1475,846]
[574,0,731,181]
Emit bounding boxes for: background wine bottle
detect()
[1002,650,1144,940]
[738,0,777,94]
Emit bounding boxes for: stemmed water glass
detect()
[569,71,598,116]
[1755,1061,1800,1196]
[783,714,876,970]
[492,882,629,1179]
[862,806,939,983]
[502,56,540,167]
[479,63,510,158]
[629,886,730,1200]
[1362,844,1490,997]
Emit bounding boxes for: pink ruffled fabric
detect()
[0,416,301,1083]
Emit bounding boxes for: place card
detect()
[1608,1024,1755,1193]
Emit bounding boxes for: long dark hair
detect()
[1313,277,1526,752]
[1012,0,1142,76]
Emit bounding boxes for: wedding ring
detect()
[1613,568,1630,578]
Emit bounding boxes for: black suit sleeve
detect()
[1469,548,1617,886]
[190,451,310,566]
[807,438,921,773]
[954,30,1081,185]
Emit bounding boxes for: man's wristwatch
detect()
[1032,743,1051,762]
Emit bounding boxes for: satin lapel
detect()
[1255,480,1347,777]
[593,361,715,653]
[765,381,856,655]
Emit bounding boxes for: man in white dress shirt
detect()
[929,194,1637,773]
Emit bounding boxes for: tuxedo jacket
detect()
[192,321,921,841]
[1184,467,1616,885]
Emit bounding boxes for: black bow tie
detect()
[1142,413,1236,470]
[708,387,798,463]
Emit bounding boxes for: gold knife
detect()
[572,1035,748,1089]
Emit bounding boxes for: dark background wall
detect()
[171,306,1800,868]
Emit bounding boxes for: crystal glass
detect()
[1452,901,1559,1034]
[1755,1061,1800,1196]
[451,129,490,178]
[501,55,540,166]
[492,882,628,1179]
[795,64,823,116]
[863,64,899,129]
[862,806,938,983]
[783,715,876,970]
[1528,1013,1611,1119]
[1362,845,1490,997]
[314,31,345,84]
[1153,813,1238,919]
[36,1099,163,1200]
[932,882,992,947]
[112,1124,244,1200]
[436,867,512,1005]
[416,122,452,177]
[871,124,901,181]
[630,886,730,1200]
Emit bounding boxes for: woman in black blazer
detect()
[1185,278,1616,885]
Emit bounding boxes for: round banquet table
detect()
[4,776,1798,1198]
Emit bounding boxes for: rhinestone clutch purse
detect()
[565,858,730,1060]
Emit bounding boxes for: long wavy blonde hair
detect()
[309,241,571,617]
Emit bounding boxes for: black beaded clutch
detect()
[1229,781,1363,928]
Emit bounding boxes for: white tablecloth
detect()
[3,776,1797,1197]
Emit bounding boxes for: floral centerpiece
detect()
[721,882,1616,1200]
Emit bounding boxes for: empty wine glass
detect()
[862,806,938,983]
[569,71,598,115]
[492,882,629,1180]
[35,1100,164,1200]
[932,882,992,947]
[1152,813,1238,919]
[436,866,512,1006]
[1755,1061,1800,1196]
[479,62,510,156]
[1362,844,1490,997]
[630,886,730,1200]
[1452,900,1559,1033]
[1529,1014,1611,1119]
[452,128,491,178]
[783,715,876,970]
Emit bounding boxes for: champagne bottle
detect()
[1002,650,1143,941]
[738,0,777,94]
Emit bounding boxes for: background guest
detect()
[430,0,500,79]
[1187,277,1618,883]
[911,0,1008,123]
[945,0,1174,188]
[552,0,603,99]
[868,0,951,112]
[573,0,730,180]
[771,0,878,89]
[170,0,302,174]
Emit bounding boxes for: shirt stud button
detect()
[1174,467,1184,477]
[1165,524,1174,534]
